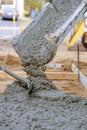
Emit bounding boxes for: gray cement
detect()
[10,0,82,91]
[11,0,82,68]
[1,83,87,130]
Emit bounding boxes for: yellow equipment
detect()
[46,0,87,49]
[65,20,85,47]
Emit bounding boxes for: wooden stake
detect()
[77,43,80,81]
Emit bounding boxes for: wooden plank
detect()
[46,72,78,80]
[0,71,78,81]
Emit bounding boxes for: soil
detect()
[0,40,87,129]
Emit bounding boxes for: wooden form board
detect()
[46,72,78,80]
[0,71,78,81]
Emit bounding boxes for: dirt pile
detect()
[0,55,20,66]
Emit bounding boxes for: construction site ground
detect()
[1,39,87,130]
[0,40,87,98]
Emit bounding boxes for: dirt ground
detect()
[0,40,87,98]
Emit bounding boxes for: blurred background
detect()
[0,0,48,38]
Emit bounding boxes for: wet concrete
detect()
[1,83,87,130]
[11,0,82,68]
[10,0,82,91]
